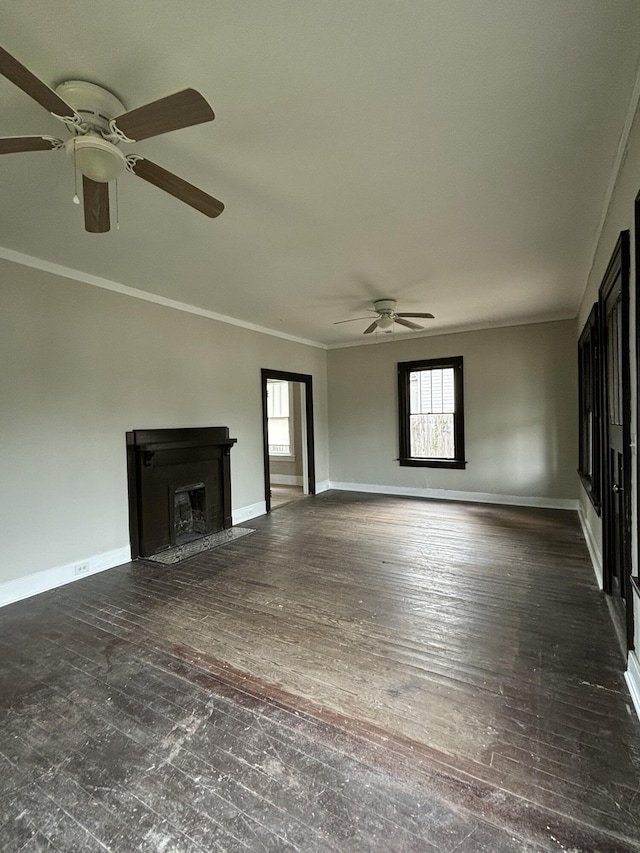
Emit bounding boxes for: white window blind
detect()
[267,380,291,455]
[409,368,455,415]
[408,367,455,458]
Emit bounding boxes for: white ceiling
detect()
[2,1,640,347]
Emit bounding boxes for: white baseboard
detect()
[315,479,331,494]
[0,545,131,610]
[232,500,266,525]
[327,481,578,511]
[625,651,640,722]
[577,503,603,590]
[1,498,267,609]
[270,474,303,487]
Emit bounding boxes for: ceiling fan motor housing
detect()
[57,81,129,183]
[55,80,125,132]
[374,298,396,330]
[373,299,397,315]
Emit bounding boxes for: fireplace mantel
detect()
[126,427,237,559]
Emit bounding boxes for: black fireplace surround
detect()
[126,427,237,559]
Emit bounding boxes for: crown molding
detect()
[580,54,640,308]
[0,245,578,351]
[0,245,327,350]
[326,312,577,350]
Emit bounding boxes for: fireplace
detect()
[174,482,206,544]
[126,427,237,559]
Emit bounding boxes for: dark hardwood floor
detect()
[1,491,639,851]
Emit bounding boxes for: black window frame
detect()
[398,356,466,469]
[577,303,601,515]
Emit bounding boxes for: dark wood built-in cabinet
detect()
[126,427,237,559]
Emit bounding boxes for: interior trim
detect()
[625,651,640,722]
[0,545,131,610]
[262,368,316,513]
[0,245,577,350]
[326,313,577,349]
[328,482,578,511]
[270,474,303,486]
[577,502,604,590]
[1,496,269,608]
[231,500,267,525]
[0,245,326,350]
[581,58,640,307]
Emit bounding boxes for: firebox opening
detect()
[174,483,206,545]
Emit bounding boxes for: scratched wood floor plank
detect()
[1,490,640,851]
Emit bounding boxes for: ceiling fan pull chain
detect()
[115,177,120,230]
[72,138,80,205]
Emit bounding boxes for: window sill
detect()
[269,454,296,462]
[399,458,466,470]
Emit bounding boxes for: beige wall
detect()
[328,320,578,501]
[0,259,328,585]
[0,262,581,590]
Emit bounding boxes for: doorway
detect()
[261,369,315,513]
[599,230,633,654]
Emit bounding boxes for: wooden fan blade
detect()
[396,312,435,319]
[0,46,76,117]
[0,136,61,155]
[395,317,423,331]
[364,321,379,334]
[333,317,374,325]
[83,177,110,233]
[130,157,224,217]
[113,89,214,142]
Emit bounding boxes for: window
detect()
[267,379,293,457]
[398,356,465,468]
[578,303,601,514]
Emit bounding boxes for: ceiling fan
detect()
[0,44,224,233]
[334,299,435,334]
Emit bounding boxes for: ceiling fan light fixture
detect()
[66,135,126,183]
[377,315,394,330]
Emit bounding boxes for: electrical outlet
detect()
[74,562,90,576]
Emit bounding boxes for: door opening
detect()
[261,369,315,512]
